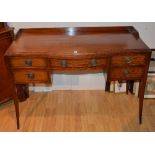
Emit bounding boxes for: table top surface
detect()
[5,26,150,58]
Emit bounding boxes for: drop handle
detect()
[61,60,68,67]
[125,56,132,64]
[123,70,129,77]
[27,73,35,80]
[91,59,97,67]
[25,60,32,66]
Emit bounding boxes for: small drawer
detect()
[9,57,47,68]
[111,54,146,66]
[13,70,50,84]
[110,67,144,80]
[50,58,107,69]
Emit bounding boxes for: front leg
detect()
[13,90,20,129]
[139,79,147,124]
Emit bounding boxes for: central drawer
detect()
[13,70,50,84]
[50,58,107,69]
[9,57,47,68]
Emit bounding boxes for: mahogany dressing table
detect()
[4,26,152,129]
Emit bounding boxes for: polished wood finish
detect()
[0,22,20,130]
[5,26,151,129]
[6,27,149,58]
[1,90,155,132]
[0,23,15,103]
[110,67,144,80]
[0,52,14,103]
[111,54,147,66]
[0,23,29,104]
[10,57,47,68]
[50,58,107,70]
[13,69,51,84]
[0,23,31,129]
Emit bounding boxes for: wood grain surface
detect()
[0,90,155,132]
[4,26,152,129]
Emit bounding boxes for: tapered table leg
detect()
[139,79,147,124]
[13,95,20,129]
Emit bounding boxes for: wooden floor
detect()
[0,90,155,132]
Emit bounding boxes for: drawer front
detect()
[50,58,107,69]
[110,67,144,80]
[111,54,147,66]
[13,70,50,83]
[10,57,47,68]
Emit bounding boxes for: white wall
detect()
[8,22,155,91]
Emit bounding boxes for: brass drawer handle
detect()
[61,60,68,67]
[125,56,132,64]
[123,70,129,77]
[25,60,32,66]
[27,73,35,80]
[91,59,97,67]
